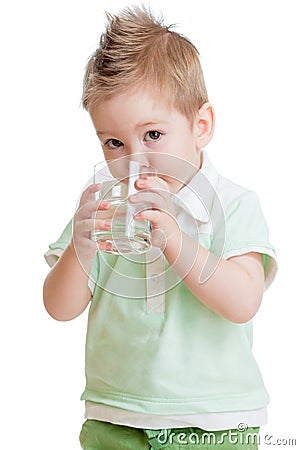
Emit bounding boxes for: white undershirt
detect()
[85,402,267,431]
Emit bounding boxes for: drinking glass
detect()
[91,159,155,254]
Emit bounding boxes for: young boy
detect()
[43,6,277,449]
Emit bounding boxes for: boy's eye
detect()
[144,131,162,142]
[106,139,123,149]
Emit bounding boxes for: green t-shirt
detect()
[45,152,277,415]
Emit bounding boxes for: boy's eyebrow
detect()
[96,121,169,136]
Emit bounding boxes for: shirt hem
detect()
[84,401,267,431]
[80,389,269,416]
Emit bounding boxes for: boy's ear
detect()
[194,103,215,150]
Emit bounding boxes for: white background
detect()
[1,0,299,448]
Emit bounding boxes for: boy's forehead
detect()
[96,120,172,137]
[90,91,181,129]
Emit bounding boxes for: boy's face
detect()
[90,90,208,193]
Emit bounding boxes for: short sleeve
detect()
[44,219,99,295]
[221,191,277,290]
[44,220,73,267]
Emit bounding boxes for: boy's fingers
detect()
[79,183,101,206]
[135,176,169,191]
[130,190,172,212]
[135,209,161,223]
[77,199,110,219]
[75,218,112,233]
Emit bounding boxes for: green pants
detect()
[79,419,260,449]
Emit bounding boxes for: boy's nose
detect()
[127,146,149,165]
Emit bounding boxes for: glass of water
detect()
[91,158,156,254]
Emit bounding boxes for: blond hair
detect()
[82,5,208,121]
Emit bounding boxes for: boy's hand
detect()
[129,176,181,250]
[72,184,112,267]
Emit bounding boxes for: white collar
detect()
[174,151,219,223]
